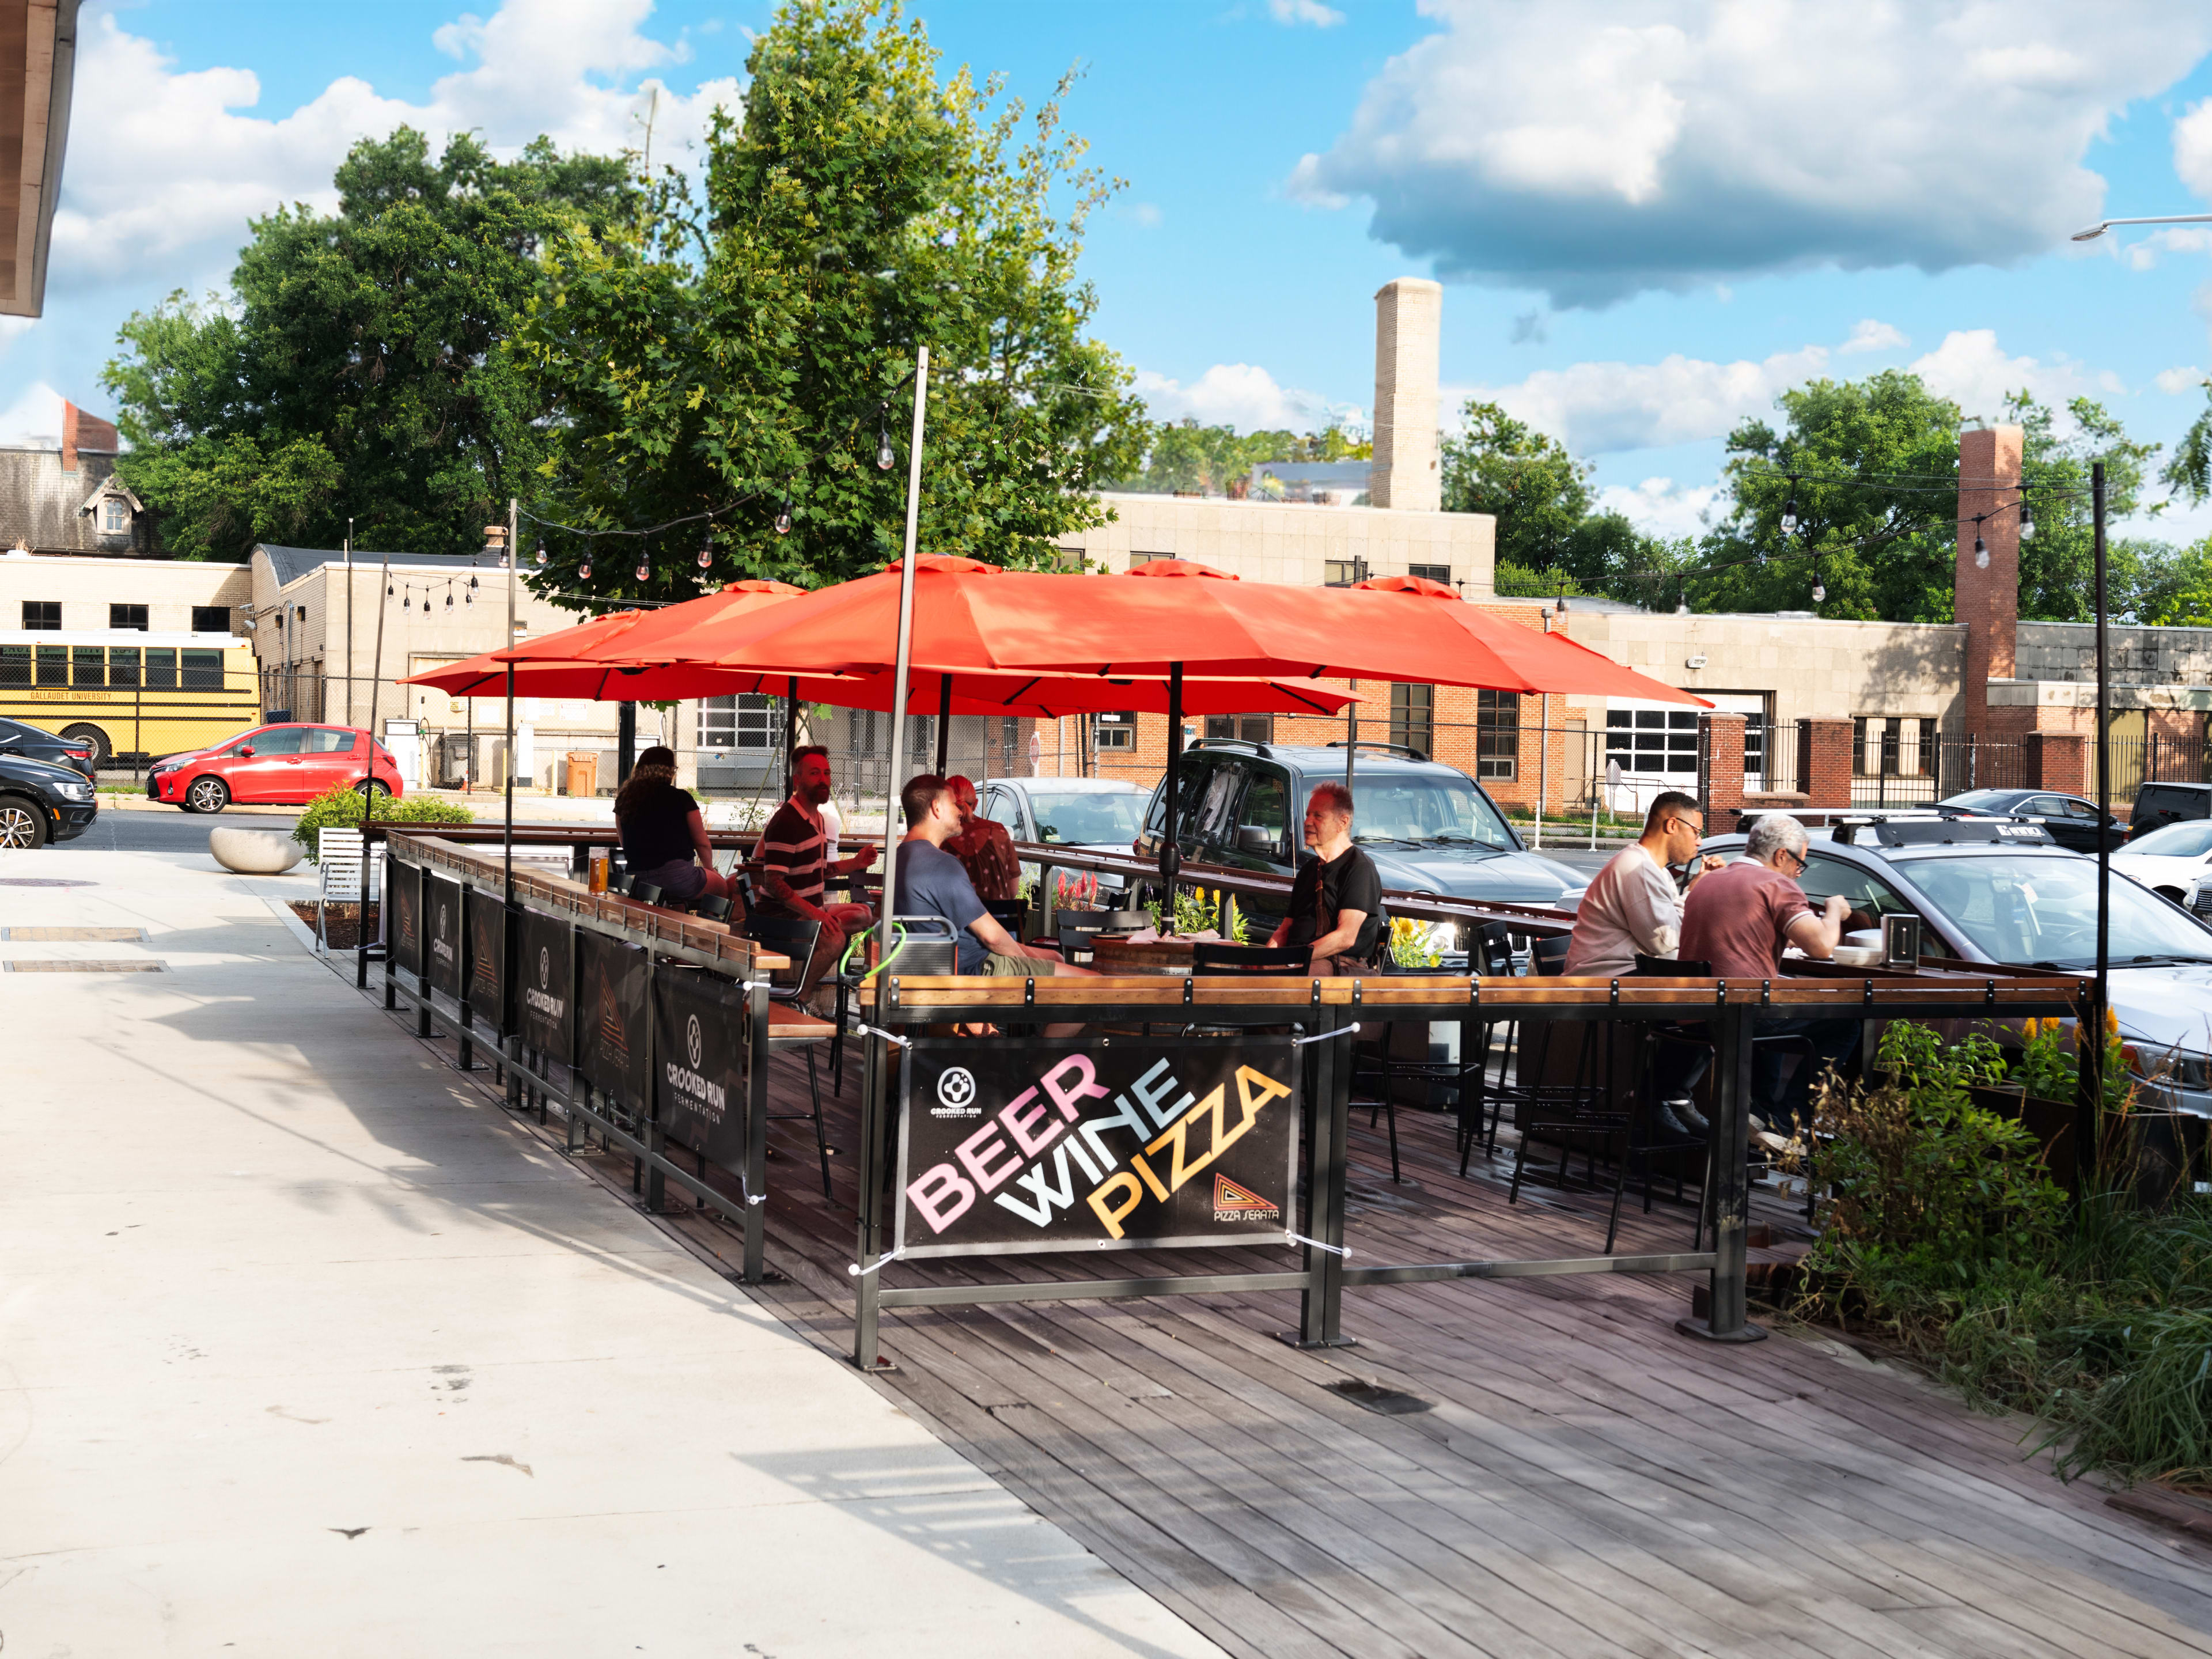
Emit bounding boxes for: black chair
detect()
[1458,923,1524,1167]
[1190,942,1311,975]
[631,880,664,906]
[983,898,1029,942]
[1505,934,1628,1214]
[742,913,836,1199]
[608,872,634,896]
[696,893,734,925]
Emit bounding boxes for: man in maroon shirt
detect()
[1680,814,1854,1132]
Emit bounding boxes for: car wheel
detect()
[60,724,110,770]
[2157,887,2189,904]
[0,796,48,849]
[355,779,391,803]
[184,776,230,815]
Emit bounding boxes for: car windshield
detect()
[2125,819,2212,858]
[1900,854,2212,966]
[1942,790,2021,812]
[1349,775,1517,850]
[1027,791,1146,844]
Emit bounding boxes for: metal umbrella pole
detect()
[505,496,518,908]
[1161,662,1184,931]
[2090,460,2109,1183]
[874,344,929,986]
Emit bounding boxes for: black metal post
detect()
[2089,461,2109,1188]
[1677,998,1763,1342]
[616,700,637,785]
[745,975,770,1282]
[1160,664,1184,929]
[933,675,951,775]
[785,675,800,801]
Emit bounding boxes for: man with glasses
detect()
[1565,790,1724,978]
[1680,813,1854,1132]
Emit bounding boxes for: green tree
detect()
[1131,419,1371,497]
[103,130,632,560]
[1439,400,1593,574]
[515,0,1150,601]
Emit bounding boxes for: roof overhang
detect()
[0,0,77,318]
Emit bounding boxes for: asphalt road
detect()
[52,808,301,855]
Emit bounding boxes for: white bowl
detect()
[1830,945,1885,968]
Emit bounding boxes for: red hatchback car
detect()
[148,724,405,814]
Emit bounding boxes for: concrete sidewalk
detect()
[0,842,1222,1658]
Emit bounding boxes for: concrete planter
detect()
[209,827,305,875]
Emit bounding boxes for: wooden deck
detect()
[513,1032,2212,1659]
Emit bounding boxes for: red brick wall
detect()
[1699,714,1746,824]
[2024,732,2089,794]
[1956,426,2024,740]
[1801,717,1855,809]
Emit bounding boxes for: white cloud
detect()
[1268,0,1346,25]
[1593,476,1724,540]
[1292,1,2210,306]
[52,1,742,290]
[1134,363,1361,432]
[2122,226,2212,270]
[1907,329,2120,419]
[1839,319,1908,355]
[0,382,66,447]
[1459,345,1830,454]
[2177,96,2212,199]
[1128,202,1164,228]
[2156,365,2206,394]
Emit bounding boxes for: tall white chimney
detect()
[1370,278,1442,512]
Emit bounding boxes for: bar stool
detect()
[1505,935,1625,1210]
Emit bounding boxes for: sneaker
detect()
[1654,1103,1705,1142]
[1665,1097,1711,1134]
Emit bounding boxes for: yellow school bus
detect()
[0,631,261,768]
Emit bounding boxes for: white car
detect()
[2112,817,2212,908]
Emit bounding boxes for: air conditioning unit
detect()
[434,733,472,789]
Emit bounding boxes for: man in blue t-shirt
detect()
[892,774,1092,1033]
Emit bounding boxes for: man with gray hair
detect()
[1680,813,1854,1129]
[1268,780,1384,975]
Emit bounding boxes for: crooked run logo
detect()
[524,941,564,1021]
[932,1065,979,1118]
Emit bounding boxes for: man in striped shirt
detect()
[756,747,877,973]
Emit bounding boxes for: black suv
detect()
[1135,740,1582,926]
[0,748,99,848]
[2130,781,2212,843]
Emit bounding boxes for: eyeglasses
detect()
[1775,846,1807,873]
[1671,816,1704,837]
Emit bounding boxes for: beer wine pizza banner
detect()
[424,874,463,998]
[576,930,649,1105]
[517,908,574,1061]
[896,1037,1299,1260]
[388,857,421,978]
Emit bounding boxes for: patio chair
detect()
[742,913,836,1199]
[1505,934,1628,1211]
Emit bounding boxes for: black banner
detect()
[896,1037,1299,1260]
[465,886,505,1028]
[517,909,574,1062]
[652,970,749,1168]
[577,929,649,1104]
[424,875,463,997]
[389,857,421,978]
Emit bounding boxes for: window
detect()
[981,788,1022,831]
[21,601,59,630]
[181,649,222,691]
[1918,717,1938,777]
[35,645,66,686]
[1193,762,1247,850]
[103,497,130,533]
[1389,683,1434,759]
[191,606,230,634]
[1203,714,1272,743]
[1094,710,1138,750]
[144,649,176,690]
[698,693,775,751]
[73,647,105,688]
[245,726,304,755]
[1799,855,1916,925]
[1853,715,1933,777]
[305,728,359,753]
[1605,706,1699,780]
[1407,563,1451,585]
[1476,690,1521,781]
[0,646,25,687]
[1323,558,1369,586]
[1028,791,1147,845]
[108,603,147,631]
[1237,768,1290,858]
[109,647,139,688]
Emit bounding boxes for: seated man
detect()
[1679,813,1855,1135]
[945,774,1022,903]
[1565,790,1722,977]
[894,774,1092,1037]
[755,745,877,991]
[1267,781,1382,976]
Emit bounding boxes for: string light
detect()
[2020,498,2035,539]
[535,540,547,566]
[696,528,714,571]
[876,422,895,470]
[635,556,651,582]
[578,555,592,579]
[1974,530,1990,570]
[444,586,454,608]
[1674,581,1689,617]
[1780,476,1799,536]
[775,501,793,536]
[1810,558,1825,605]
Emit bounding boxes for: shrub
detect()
[292,786,475,862]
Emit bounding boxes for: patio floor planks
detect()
[544,1041,2212,1659]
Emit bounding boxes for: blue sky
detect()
[26,0,2212,543]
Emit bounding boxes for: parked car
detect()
[0,716,97,781]
[2112,817,2212,907]
[977,777,1151,897]
[1934,787,2124,854]
[147,723,404,813]
[1135,740,1584,931]
[0,748,98,848]
[2129,781,2212,843]
[1702,815,2212,1118]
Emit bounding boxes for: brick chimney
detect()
[1370,278,1442,512]
[60,401,118,474]
[1956,425,2024,740]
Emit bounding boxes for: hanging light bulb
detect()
[465,588,473,604]
[469,573,479,589]
[1674,582,1690,617]
[445,587,454,608]
[1811,561,1825,604]
[696,528,714,571]
[635,555,651,582]
[876,422,895,470]
[775,501,793,536]
[1554,590,1570,615]
[1974,533,1990,570]
[578,555,592,580]
[1780,476,1799,535]
[2019,498,2035,539]
[535,540,548,567]
[387,581,395,597]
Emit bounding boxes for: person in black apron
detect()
[1269,780,1383,976]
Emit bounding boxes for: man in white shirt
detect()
[1565,791,1722,978]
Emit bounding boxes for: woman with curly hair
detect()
[614,746,733,906]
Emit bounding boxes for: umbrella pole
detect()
[505,497,517,909]
[1160,663,1184,932]
[785,676,800,797]
[874,346,930,991]
[934,675,951,775]
[1344,679,1357,793]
